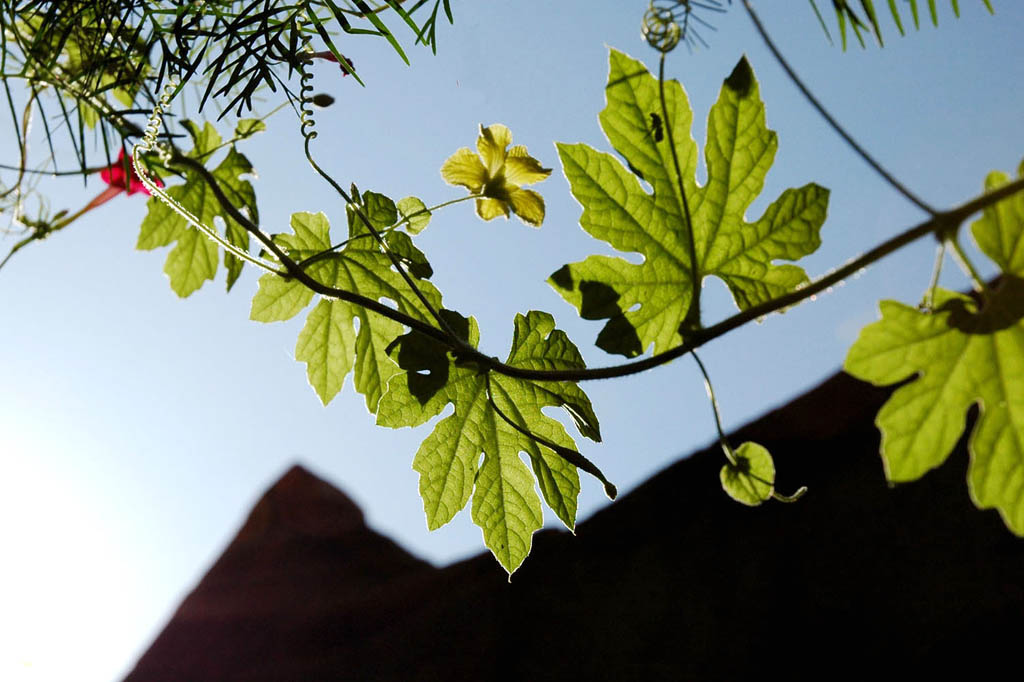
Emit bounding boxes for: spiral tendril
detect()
[132,82,278,274]
[642,0,728,53]
[643,2,682,52]
[299,68,319,145]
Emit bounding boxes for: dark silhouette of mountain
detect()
[125,372,1024,680]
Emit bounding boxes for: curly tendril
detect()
[132,82,279,274]
[643,2,682,52]
[298,69,319,145]
[642,0,729,52]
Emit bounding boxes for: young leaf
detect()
[234,118,267,139]
[250,211,442,411]
[397,196,431,234]
[377,310,602,574]
[550,50,828,357]
[720,442,776,506]
[362,191,398,229]
[847,157,1024,534]
[137,122,258,297]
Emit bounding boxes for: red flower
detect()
[100,148,161,196]
[307,51,355,76]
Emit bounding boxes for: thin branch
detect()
[176,144,1024,384]
[166,151,454,345]
[481,175,1024,383]
[742,0,938,216]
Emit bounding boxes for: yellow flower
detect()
[440,124,552,227]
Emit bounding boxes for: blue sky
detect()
[2,2,1022,680]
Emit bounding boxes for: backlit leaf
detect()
[846,157,1024,534]
[551,50,828,357]
[250,211,441,410]
[720,442,775,506]
[377,310,601,574]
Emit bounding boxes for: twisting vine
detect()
[2,0,1022,573]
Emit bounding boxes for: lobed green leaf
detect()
[846,158,1024,533]
[551,50,828,357]
[377,310,601,574]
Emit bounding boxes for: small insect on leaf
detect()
[649,112,664,143]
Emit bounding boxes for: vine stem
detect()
[947,235,989,293]
[163,151,456,345]
[922,242,946,310]
[741,0,938,216]
[482,174,1024,383]
[171,147,1024,384]
[295,67,466,348]
[690,350,736,466]
[658,51,701,330]
[295,194,477,270]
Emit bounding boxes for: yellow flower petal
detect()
[508,188,545,227]
[477,123,512,175]
[441,147,487,191]
[504,153,551,186]
[476,197,510,221]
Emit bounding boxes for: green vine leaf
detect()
[971,159,1024,274]
[550,50,829,357]
[137,121,260,296]
[846,159,1024,533]
[384,231,433,279]
[845,283,1024,534]
[720,442,776,506]
[377,310,601,574]
[250,210,442,411]
[234,118,267,139]
[397,196,431,234]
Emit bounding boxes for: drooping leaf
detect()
[250,211,441,411]
[137,121,259,296]
[846,157,1024,534]
[377,310,602,574]
[551,50,828,357]
[720,441,776,506]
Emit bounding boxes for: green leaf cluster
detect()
[846,159,1024,534]
[250,198,440,411]
[138,121,261,296]
[246,180,608,572]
